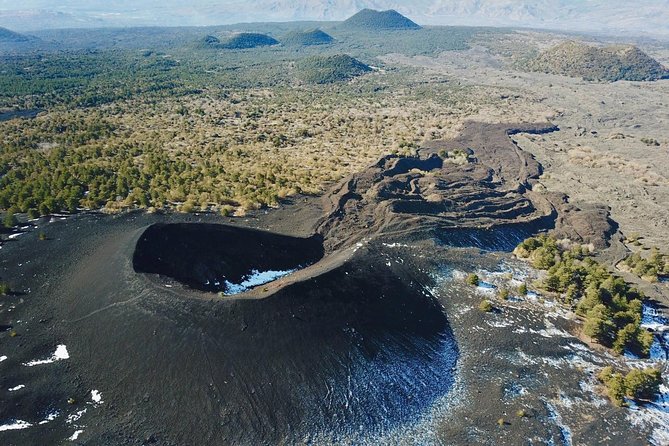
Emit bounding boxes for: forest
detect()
[0,24,500,219]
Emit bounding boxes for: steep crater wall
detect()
[133,223,324,293]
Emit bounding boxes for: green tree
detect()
[3,210,18,228]
[583,304,616,345]
[624,368,662,400]
[479,300,493,312]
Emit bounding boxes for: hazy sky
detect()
[1,1,668,37]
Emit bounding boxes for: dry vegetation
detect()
[0,81,481,216]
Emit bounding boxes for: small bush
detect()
[38,232,47,241]
[3,211,18,228]
[0,282,9,295]
[625,368,663,400]
[498,288,510,300]
[518,283,528,295]
[479,300,494,312]
[466,273,480,286]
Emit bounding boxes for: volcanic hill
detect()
[202,32,279,49]
[341,9,421,31]
[297,54,372,84]
[282,29,334,46]
[526,41,669,81]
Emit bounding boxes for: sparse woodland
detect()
[0,73,478,216]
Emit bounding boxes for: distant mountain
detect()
[202,33,279,50]
[341,9,421,31]
[3,1,669,37]
[0,9,107,31]
[282,29,334,46]
[0,26,31,42]
[526,41,669,82]
[297,54,372,84]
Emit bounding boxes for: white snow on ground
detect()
[8,385,25,392]
[625,304,669,445]
[545,401,573,446]
[69,430,84,441]
[475,281,496,296]
[66,408,87,424]
[578,380,608,407]
[485,320,513,328]
[628,385,669,446]
[23,344,69,366]
[0,355,7,362]
[537,320,573,338]
[513,322,572,338]
[7,233,24,239]
[382,242,410,248]
[38,411,59,425]
[223,269,295,295]
[0,420,32,431]
[90,390,103,404]
[641,305,669,333]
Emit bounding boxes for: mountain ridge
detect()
[2,1,669,37]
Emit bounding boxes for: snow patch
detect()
[69,430,84,441]
[545,401,573,446]
[223,269,296,295]
[23,344,69,366]
[0,355,7,362]
[38,411,59,425]
[66,408,87,424]
[90,390,103,404]
[0,420,32,431]
[486,320,513,328]
[8,384,25,392]
[382,242,409,248]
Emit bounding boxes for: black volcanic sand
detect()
[0,211,457,445]
[0,122,646,445]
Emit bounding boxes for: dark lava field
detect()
[1,123,667,445]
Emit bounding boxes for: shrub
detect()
[498,288,510,300]
[625,368,663,400]
[0,282,9,295]
[3,211,18,228]
[598,366,663,406]
[583,304,616,345]
[599,367,627,407]
[466,273,480,286]
[518,283,528,295]
[38,232,47,241]
[479,300,493,312]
